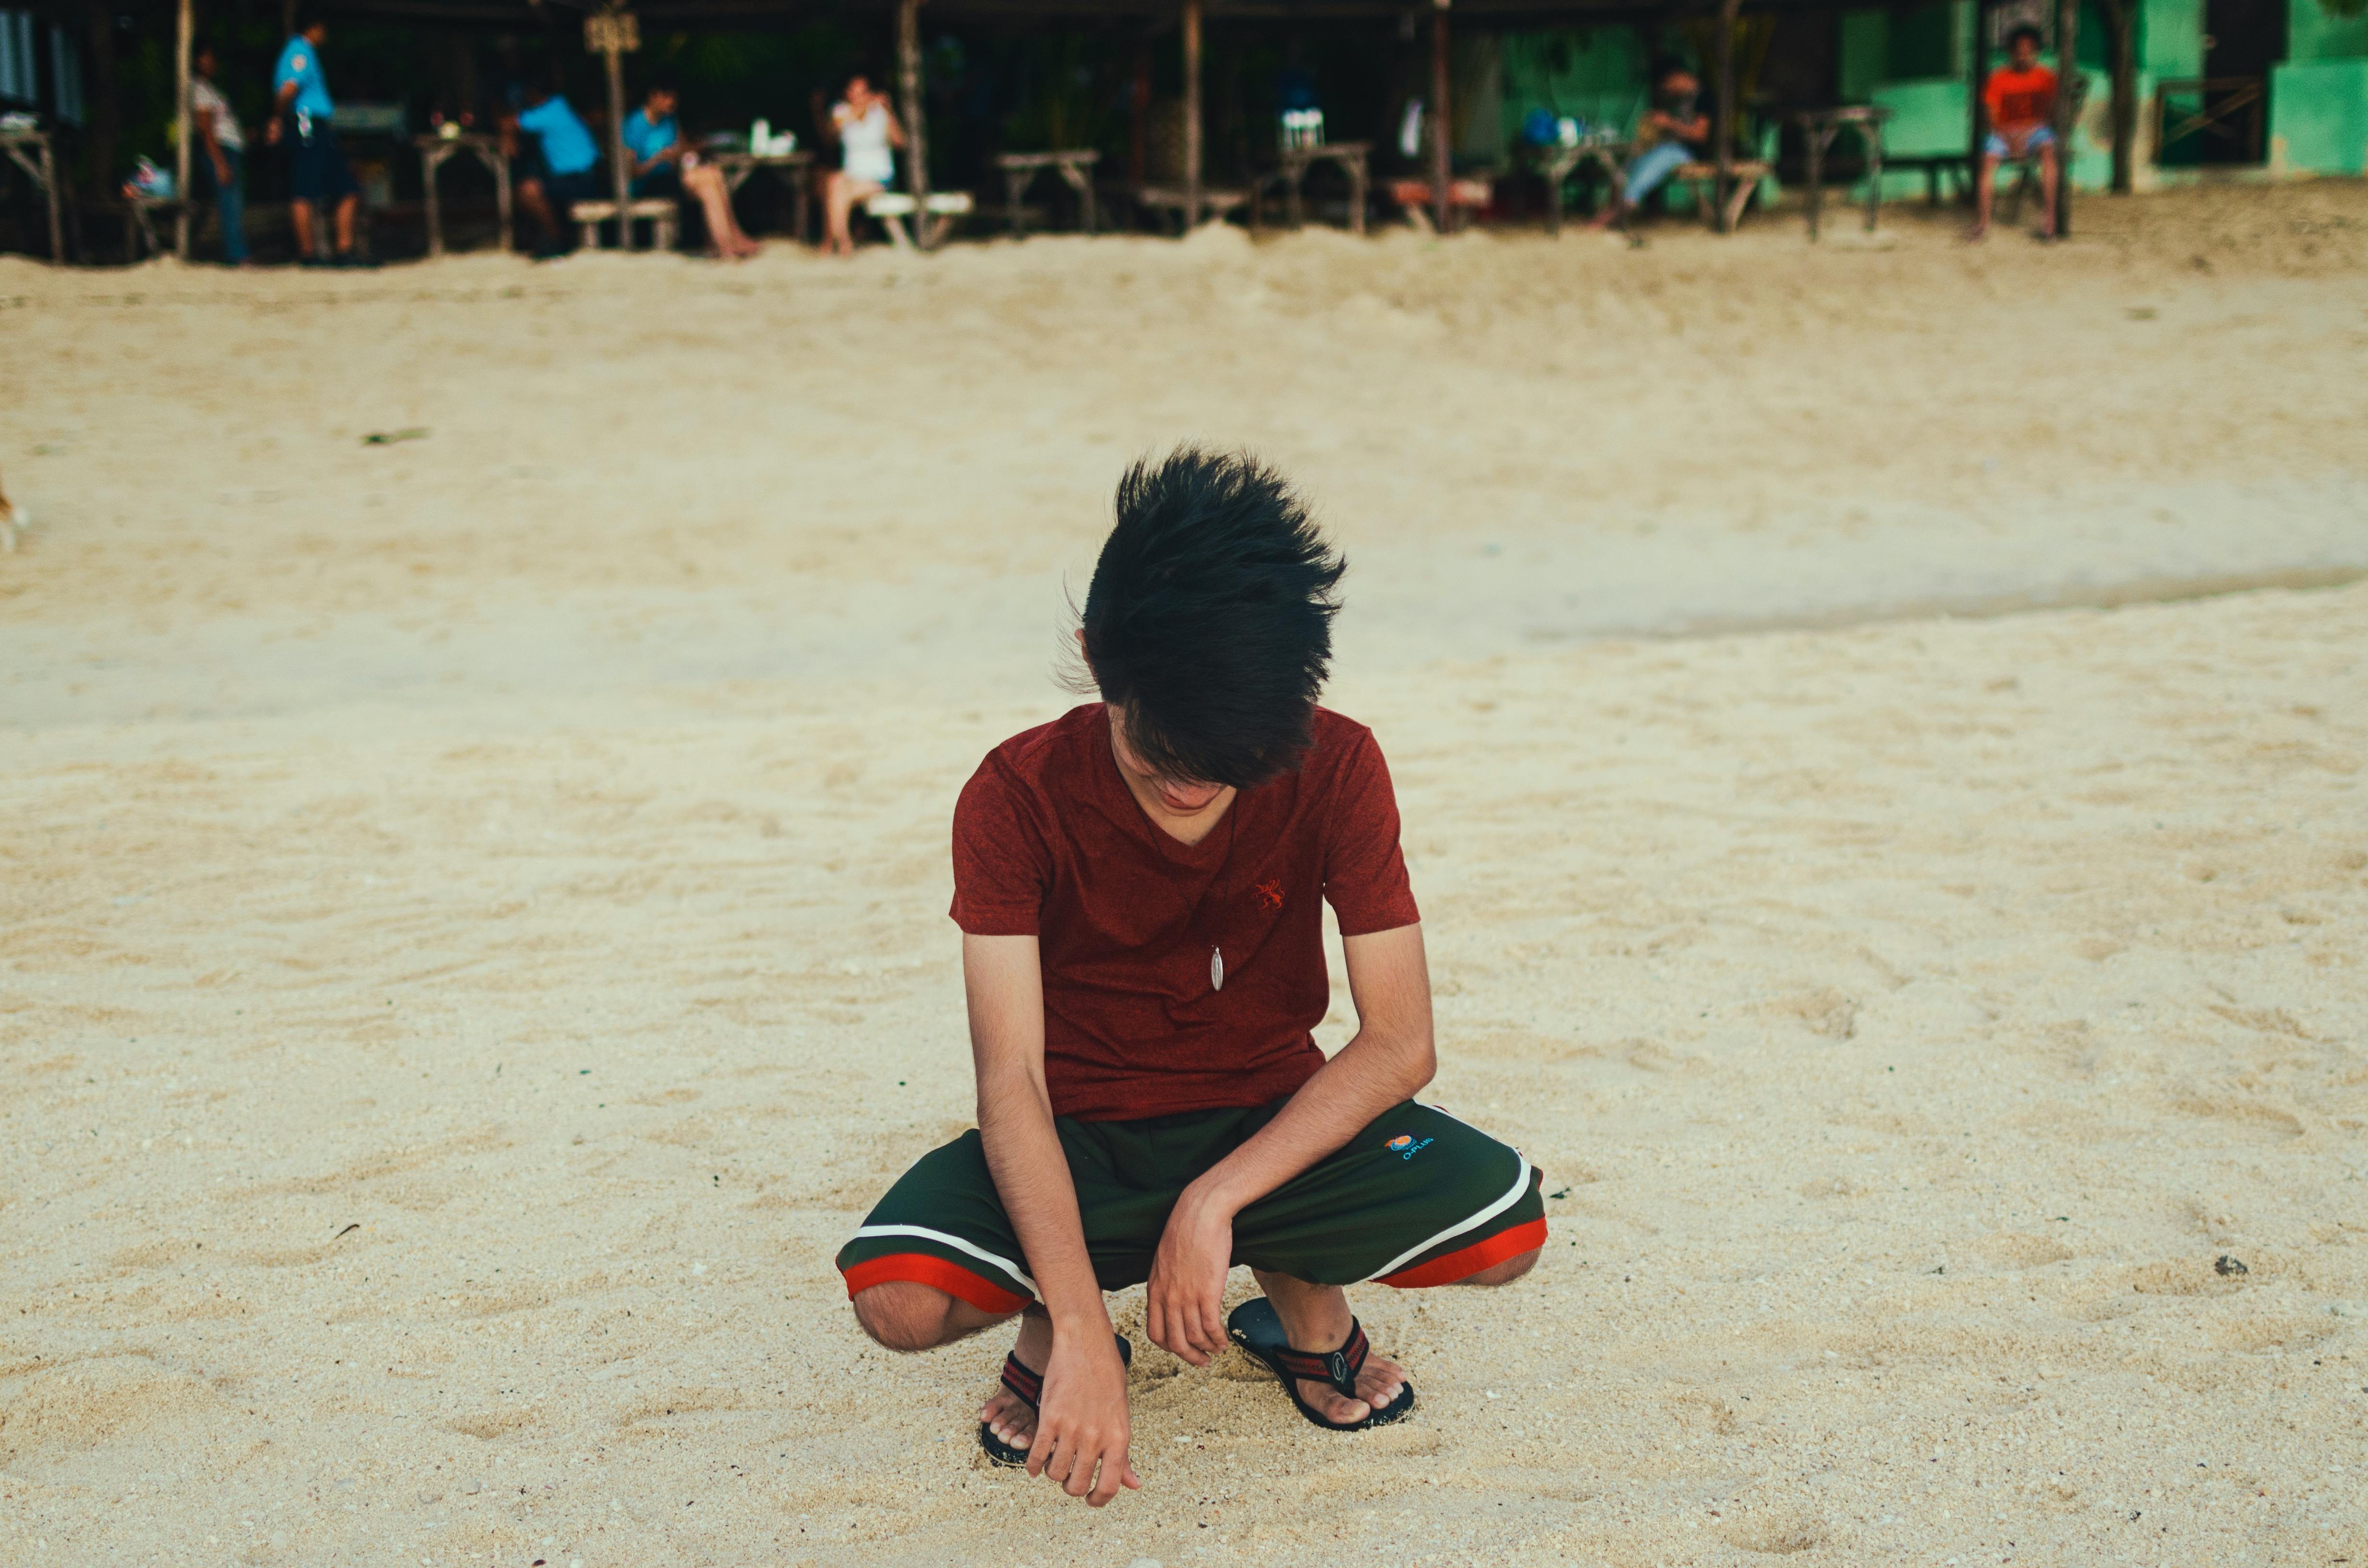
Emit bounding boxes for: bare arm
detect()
[196,103,229,179]
[965,932,1141,1507]
[1145,922,1436,1363]
[884,108,908,150]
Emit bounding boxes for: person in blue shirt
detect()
[621,83,759,258]
[262,6,361,265]
[506,81,601,257]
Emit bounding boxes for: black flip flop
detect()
[1226,1297,1415,1431]
[979,1333,1133,1466]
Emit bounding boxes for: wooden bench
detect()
[993,151,1101,236]
[863,190,976,250]
[1882,152,1973,207]
[1672,160,1773,231]
[1387,176,1494,233]
[571,197,678,252]
[1129,184,1254,234]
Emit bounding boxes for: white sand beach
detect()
[3,184,2365,1566]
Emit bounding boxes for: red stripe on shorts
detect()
[840,1251,1031,1314]
[1375,1215,1549,1289]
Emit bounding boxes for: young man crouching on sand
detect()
[834,449,1547,1506]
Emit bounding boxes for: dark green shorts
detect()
[836,1099,1546,1313]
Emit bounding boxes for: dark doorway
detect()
[2197,0,2285,163]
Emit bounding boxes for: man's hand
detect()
[1146,1188,1235,1366]
[264,118,283,146]
[1029,1330,1140,1506]
[213,153,232,185]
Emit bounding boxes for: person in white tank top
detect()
[821,73,907,255]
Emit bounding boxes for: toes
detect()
[1302,1381,1369,1423]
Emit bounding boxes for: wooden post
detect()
[1712,0,1739,233]
[604,29,628,220]
[897,0,930,246]
[1969,0,1990,206]
[1129,26,1151,187]
[1430,0,1450,233]
[2053,0,2077,235]
[1182,0,1202,227]
[173,0,193,258]
[586,7,638,245]
[84,0,118,201]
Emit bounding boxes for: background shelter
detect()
[7,0,2363,259]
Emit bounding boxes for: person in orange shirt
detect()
[1973,24,2060,240]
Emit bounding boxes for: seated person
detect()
[817,72,905,255]
[1972,25,2060,241]
[622,83,759,259]
[1591,60,1712,228]
[506,82,601,257]
[839,449,1546,1506]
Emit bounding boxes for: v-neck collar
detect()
[1093,711,1239,865]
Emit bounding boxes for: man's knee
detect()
[850,1279,958,1352]
[1458,1246,1542,1287]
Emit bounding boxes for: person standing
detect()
[264,6,362,265]
[189,40,249,265]
[1971,24,2060,241]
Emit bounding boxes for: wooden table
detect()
[1794,106,1894,239]
[416,133,511,258]
[1268,141,1370,235]
[1,126,64,264]
[1534,136,1630,236]
[707,150,814,245]
[1128,184,1253,235]
[993,150,1101,237]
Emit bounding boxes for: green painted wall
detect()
[1499,0,2366,204]
[1496,29,1650,145]
[2144,0,2204,77]
[2276,1,2368,176]
[1840,12,1892,98]
[2290,0,2368,61]
[2272,57,2368,171]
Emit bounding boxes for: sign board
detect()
[584,11,640,54]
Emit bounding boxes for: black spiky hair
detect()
[1077,448,1346,790]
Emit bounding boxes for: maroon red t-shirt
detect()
[950,703,1420,1122]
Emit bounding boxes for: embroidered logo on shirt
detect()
[1384,1134,1434,1162]
[1253,879,1285,912]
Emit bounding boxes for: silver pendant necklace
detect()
[1200,800,1241,994]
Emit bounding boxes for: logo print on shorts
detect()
[1253,879,1286,912]
[1384,1134,1434,1162]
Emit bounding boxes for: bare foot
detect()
[1253,1272,1408,1424]
[1291,1339,1407,1424]
[1966,223,1989,243]
[979,1306,1053,1454]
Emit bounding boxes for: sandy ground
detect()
[3,184,2366,1567]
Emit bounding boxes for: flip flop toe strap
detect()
[999,1353,1043,1409]
[996,1334,1130,1411]
[1267,1318,1371,1399]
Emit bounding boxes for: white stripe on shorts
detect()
[849,1224,1039,1299]
[1363,1153,1533,1283]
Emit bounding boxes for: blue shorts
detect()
[1984,126,2056,159]
[287,116,358,203]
